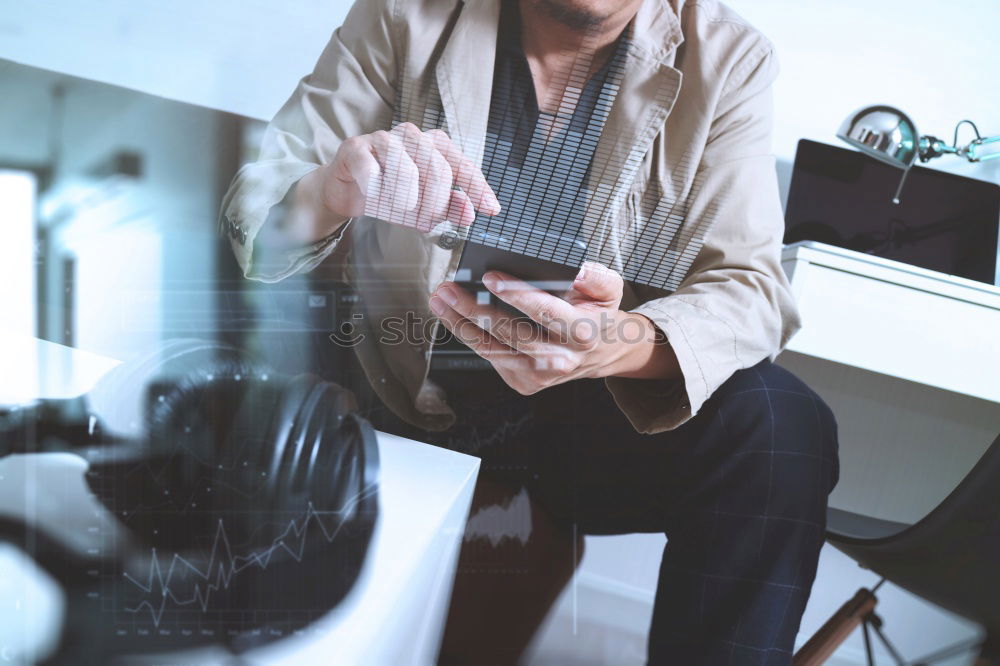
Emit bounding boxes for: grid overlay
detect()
[381,6,725,294]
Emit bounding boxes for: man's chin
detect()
[532,0,610,31]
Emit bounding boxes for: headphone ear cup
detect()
[277,379,336,504]
[255,373,324,510]
[255,375,356,509]
[296,381,367,514]
[246,373,377,536]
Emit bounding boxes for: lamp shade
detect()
[837,105,920,169]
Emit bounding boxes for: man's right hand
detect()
[320,122,501,233]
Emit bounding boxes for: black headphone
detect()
[0,340,379,664]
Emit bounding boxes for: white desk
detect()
[0,333,479,665]
[777,241,1000,524]
[781,241,1000,403]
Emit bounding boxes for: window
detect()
[0,170,37,337]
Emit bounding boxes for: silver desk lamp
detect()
[837,105,1000,203]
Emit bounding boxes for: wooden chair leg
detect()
[793,588,879,666]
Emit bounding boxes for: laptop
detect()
[784,139,1000,285]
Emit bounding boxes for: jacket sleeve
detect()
[605,43,801,434]
[218,0,399,283]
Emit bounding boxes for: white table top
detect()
[782,240,1000,306]
[0,329,124,404]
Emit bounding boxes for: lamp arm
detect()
[962,135,1000,162]
[920,118,1000,163]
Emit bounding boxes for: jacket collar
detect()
[630,0,685,64]
[433,0,501,166]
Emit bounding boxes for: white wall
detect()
[727,0,1000,186]
[0,0,351,122]
[0,171,36,336]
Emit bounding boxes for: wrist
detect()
[583,311,649,379]
[311,163,347,217]
[297,164,352,234]
[602,311,678,381]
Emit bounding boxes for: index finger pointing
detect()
[426,129,501,216]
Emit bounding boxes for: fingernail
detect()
[429,296,446,315]
[483,273,504,293]
[575,265,588,282]
[486,191,501,215]
[437,286,458,306]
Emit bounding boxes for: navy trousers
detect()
[374,359,840,664]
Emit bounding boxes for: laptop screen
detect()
[784,139,1000,285]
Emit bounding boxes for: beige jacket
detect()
[220,0,801,434]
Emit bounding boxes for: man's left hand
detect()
[428,262,679,395]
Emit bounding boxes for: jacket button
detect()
[437,231,459,250]
[227,218,247,246]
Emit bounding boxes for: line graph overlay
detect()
[121,483,378,627]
